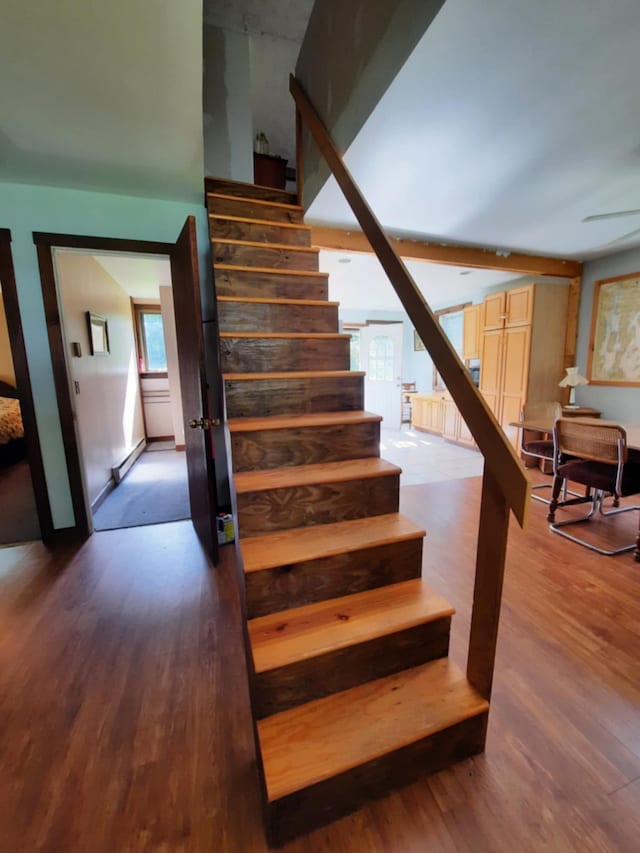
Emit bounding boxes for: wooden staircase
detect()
[207,178,489,846]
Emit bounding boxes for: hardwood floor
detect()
[1,477,639,851]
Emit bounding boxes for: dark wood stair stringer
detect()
[207,177,489,845]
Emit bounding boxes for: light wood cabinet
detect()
[462,304,481,359]
[411,395,444,434]
[441,400,476,448]
[479,283,569,447]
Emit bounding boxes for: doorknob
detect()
[188,417,220,430]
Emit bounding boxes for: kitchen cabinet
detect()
[462,304,481,359]
[412,394,475,449]
[411,395,444,435]
[479,283,569,447]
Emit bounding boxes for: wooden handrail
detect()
[290,73,530,527]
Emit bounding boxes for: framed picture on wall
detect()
[86,312,110,355]
[413,330,426,351]
[587,273,640,386]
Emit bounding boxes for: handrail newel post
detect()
[466,467,510,703]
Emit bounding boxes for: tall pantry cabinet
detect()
[479,284,569,446]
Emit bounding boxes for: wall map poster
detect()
[587,273,640,386]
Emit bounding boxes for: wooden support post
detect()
[295,107,304,208]
[466,467,510,701]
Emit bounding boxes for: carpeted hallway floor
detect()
[93,449,190,531]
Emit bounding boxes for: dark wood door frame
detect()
[34,231,184,538]
[0,229,54,540]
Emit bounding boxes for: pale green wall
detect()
[575,246,640,421]
[0,181,210,529]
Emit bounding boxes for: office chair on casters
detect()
[520,401,562,504]
[547,418,640,557]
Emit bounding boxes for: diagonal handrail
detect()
[290,74,530,527]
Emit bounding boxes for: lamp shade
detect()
[559,366,588,406]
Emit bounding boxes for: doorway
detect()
[35,222,219,560]
[51,249,190,532]
[0,231,52,544]
[359,322,403,428]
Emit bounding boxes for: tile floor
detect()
[380,426,484,486]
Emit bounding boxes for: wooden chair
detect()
[520,401,562,504]
[547,419,640,557]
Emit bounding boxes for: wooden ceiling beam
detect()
[310,225,582,279]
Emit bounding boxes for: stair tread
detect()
[219,331,349,340]
[207,192,301,212]
[250,579,452,674]
[241,513,425,573]
[235,457,401,494]
[217,295,338,307]
[210,213,311,231]
[259,658,489,801]
[228,410,382,433]
[214,238,319,254]
[224,370,364,381]
[215,263,327,278]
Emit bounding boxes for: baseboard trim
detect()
[111,438,146,485]
[91,478,116,512]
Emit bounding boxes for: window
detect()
[368,335,394,381]
[343,325,362,371]
[135,306,167,374]
[432,302,470,390]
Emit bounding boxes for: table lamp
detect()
[559,366,588,407]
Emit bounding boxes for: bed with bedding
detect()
[0,380,25,467]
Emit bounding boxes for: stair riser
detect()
[218,301,338,334]
[206,178,295,205]
[231,421,380,473]
[245,538,423,619]
[209,196,303,224]
[220,337,350,374]
[211,218,311,247]
[224,375,363,418]
[214,242,319,272]
[266,713,488,847]
[254,619,451,718]
[215,268,328,301]
[236,474,400,538]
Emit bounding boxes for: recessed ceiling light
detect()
[459,270,472,276]
[338,257,351,264]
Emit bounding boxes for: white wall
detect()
[203,25,253,181]
[0,291,16,385]
[575,246,640,421]
[55,251,145,506]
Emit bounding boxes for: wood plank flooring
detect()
[1,475,640,851]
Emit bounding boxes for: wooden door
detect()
[170,217,218,562]
[442,400,458,440]
[462,305,481,359]
[360,323,403,429]
[505,285,534,327]
[482,293,506,330]
[500,325,531,447]
[479,329,503,419]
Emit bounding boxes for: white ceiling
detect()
[205,0,313,41]
[93,254,171,300]
[321,251,526,313]
[0,0,204,201]
[308,0,640,262]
